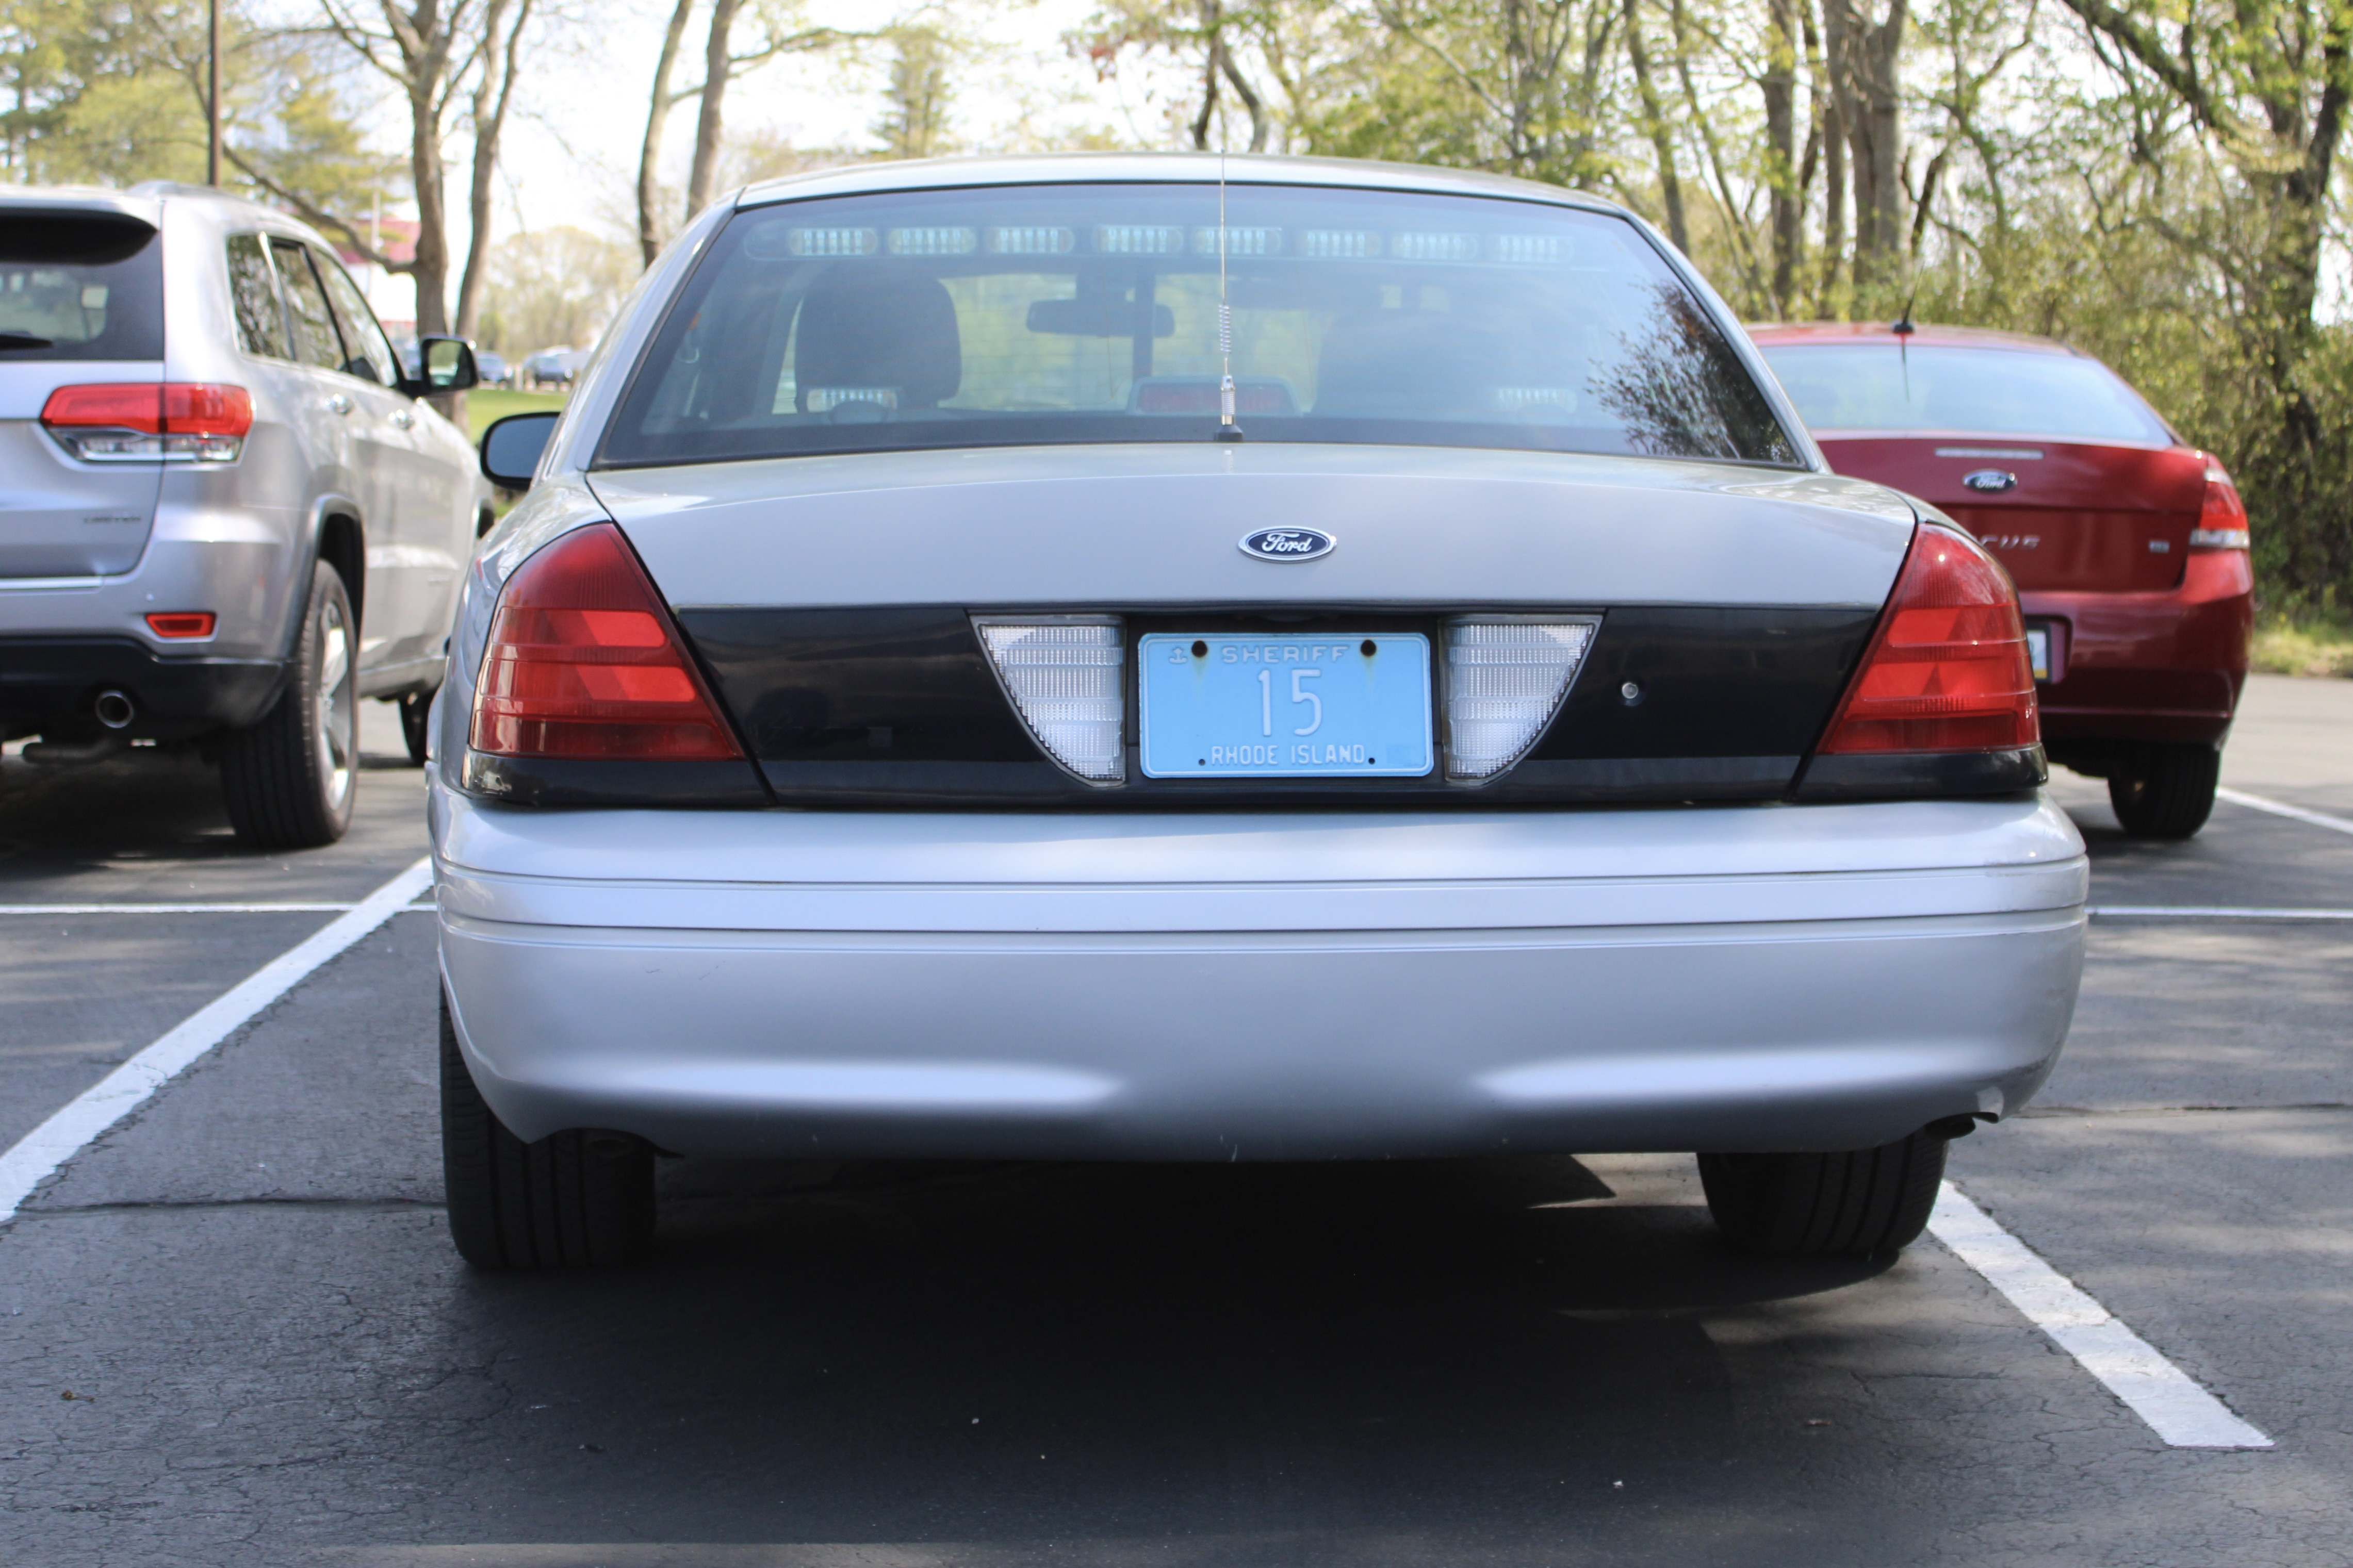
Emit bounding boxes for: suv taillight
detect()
[1818,524,2038,755]
[468,522,742,761]
[40,383,252,463]
[2189,459,2251,549]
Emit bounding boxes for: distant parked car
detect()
[0,183,494,846]
[474,350,511,387]
[1752,321,2251,838]
[521,349,577,389]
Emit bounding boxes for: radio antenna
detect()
[1215,143,1244,442]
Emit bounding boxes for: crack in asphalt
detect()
[15,1197,443,1220]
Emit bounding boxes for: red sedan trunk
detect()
[1752,322,2252,838]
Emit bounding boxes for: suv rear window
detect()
[599,182,1798,469]
[0,209,164,362]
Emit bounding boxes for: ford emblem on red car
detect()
[1963,469,2019,492]
[1239,526,1336,561]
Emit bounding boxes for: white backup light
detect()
[974,619,1127,783]
[1444,619,1599,780]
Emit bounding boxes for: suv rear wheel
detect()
[2108,743,2222,839]
[440,991,657,1269]
[1698,1128,1950,1257]
[219,562,358,848]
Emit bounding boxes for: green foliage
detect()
[875,25,957,160]
[0,0,399,240]
[477,226,638,359]
[1,0,187,181]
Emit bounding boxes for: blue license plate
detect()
[1139,633,1433,777]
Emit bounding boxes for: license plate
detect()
[2025,626,2050,682]
[1139,633,1433,777]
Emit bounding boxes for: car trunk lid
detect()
[1813,436,2204,593]
[583,444,1919,806]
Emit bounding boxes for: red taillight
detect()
[2190,458,2251,549]
[1819,525,2038,755]
[41,383,252,463]
[468,523,742,761]
[145,612,217,638]
[40,383,253,436]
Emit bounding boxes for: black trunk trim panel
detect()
[674,605,1880,807]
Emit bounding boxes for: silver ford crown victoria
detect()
[432,155,2086,1269]
[1,184,488,846]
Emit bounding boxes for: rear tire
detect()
[2107,744,2221,839]
[1698,1129,1949,1257]
[219,562,358,849]
[397,690,432,767]
[440,991,656,1269]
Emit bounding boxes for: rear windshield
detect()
[0,209,165,362]
[1758,343,2172,443]
[599,182,1799,469]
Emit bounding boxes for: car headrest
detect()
[1312,309,1493,417]
[794,266,961,411]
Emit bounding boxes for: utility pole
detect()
[206,0,221,186]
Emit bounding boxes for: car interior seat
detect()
[793,266,962,414]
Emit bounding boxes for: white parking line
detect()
[2218,786,2353,837]
[0,857,434,1226]
[0,901,438,915]
[1930,1183,2272,1449]
[2089,905,2353,920]
[0,903,360,915]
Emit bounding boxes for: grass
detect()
[464,387,567,443]
[2250,612,2353,678]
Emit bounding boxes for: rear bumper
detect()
[0,636,282,738]
[2025,549,2252,750]
[431,781,2088,1160]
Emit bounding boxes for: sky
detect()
[487,0,1188,243]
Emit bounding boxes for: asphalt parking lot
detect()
[1,678,2349,1567]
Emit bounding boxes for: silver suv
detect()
[0,184,491,846]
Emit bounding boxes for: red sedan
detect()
[1751,322,2252,838]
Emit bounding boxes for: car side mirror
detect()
[407,336,480,397]
[480,410,560,490]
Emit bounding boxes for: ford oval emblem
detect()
[1239,527,1335,562]
[1962,469,2018,493]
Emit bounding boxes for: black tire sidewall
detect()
[218,562,359,848]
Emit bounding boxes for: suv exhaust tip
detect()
[93,690,136,730]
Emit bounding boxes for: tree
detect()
[478,224,635,355]
[2054,0,2353,595]
[874,23,955,158]
[233,0,536,342]
[635,1,853,266]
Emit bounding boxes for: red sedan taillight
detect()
[2190,459,2251,550]
[40,383,252,463]
[468,523,743,761]
[1818,525,2039,755]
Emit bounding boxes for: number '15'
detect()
[1257,668,1322,737]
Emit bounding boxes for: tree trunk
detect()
[1836,0,1907,295]
[1624,0,1688,253]
[638,0,697,268]
[1190,1,1220,150]
[686,0,746,222]
[405,81,450,337]
[456,0,532,341]
[1818,97,1847,315]
[1764,0,1802,312]
[1219,38,1269,150]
